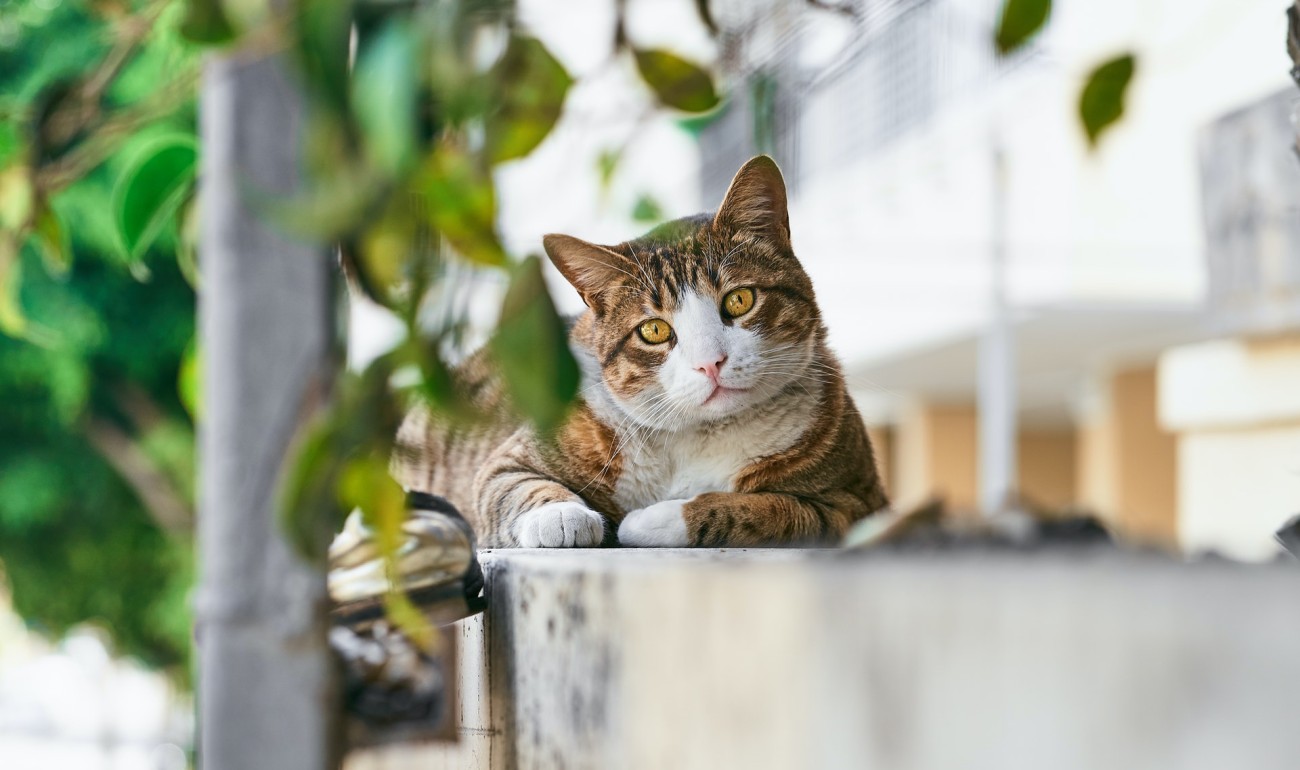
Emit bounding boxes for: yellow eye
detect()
[638,319,673,344]
[722,287,755,318]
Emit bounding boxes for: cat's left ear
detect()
[542,233,633,313]
[713,155,791,249]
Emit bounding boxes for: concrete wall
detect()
[346,549,1300,770]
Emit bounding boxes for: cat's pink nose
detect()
[695,354,728,382]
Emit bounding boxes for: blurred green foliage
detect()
[0,0,198,677]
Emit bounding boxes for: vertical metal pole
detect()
[978,143,1017,515]
[196,47,340,770]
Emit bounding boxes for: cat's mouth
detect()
[702,384,751,405]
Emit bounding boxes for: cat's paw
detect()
[515,502,606,548]
[618,499,690,547]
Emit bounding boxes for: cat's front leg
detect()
[471,432,611,547]
[514,500,607,548]
[617,499,691,547]
[477,450,608,547]
[620,491,856,547]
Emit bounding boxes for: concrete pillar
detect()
[196,48,340,770]
[978,145,1017,515]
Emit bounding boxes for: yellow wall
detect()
[891,402,1078,515]
[1075,366,1178,546]
[864,425,893,498]
[893,402,978,512]
[1077,414,1117,517]
[1018,430,1077,510]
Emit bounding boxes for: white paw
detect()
[515,502,606,548]
[618,499,690,547]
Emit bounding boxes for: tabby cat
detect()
[393,156,888,547]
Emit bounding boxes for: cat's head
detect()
[543,156,825,431]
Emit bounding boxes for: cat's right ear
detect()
[542,234,632,312]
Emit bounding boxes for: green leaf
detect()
[279,414,347,563]
[114,136,198,264]
[410,341,470,417]
[487,36,573,164]
[994,0,1051,55]
[260,161,384,239]
[1079,53,1136,148]
[175,193,199,288]
[179,0,237,45]
[490,255,579,434]
[0,232,25,337]
[353,21,418,173]
[0,164,33,231]
[278,352,407,561]
[295,0,354,116]
[178,336,201,421]
[631,193,664,223]
[29,203,71,277]
[337,455,406,557]
[0,122,22,168]
[420,145,507,267]
[338,454,439,652]
[597,148,621,192]
[633,49,720,113]
[354,192,419,310]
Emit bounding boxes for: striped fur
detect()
[392,156,888,547]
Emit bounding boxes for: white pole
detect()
[978,143,1017,515]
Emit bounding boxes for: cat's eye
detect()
[638,319,673,344]
[722,287,755,318]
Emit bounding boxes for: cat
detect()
[392,155,888,548]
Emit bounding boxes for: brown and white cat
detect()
[393,156,888,547]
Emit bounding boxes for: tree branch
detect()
[35,67,201,194]
[1288,2,1299,87]
[84,416,194,537]
[1288,2,1299,156]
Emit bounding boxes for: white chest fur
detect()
[610,392,818,512]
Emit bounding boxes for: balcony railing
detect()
[1199,89,1300,334]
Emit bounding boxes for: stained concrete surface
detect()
[347,548,1300,770]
